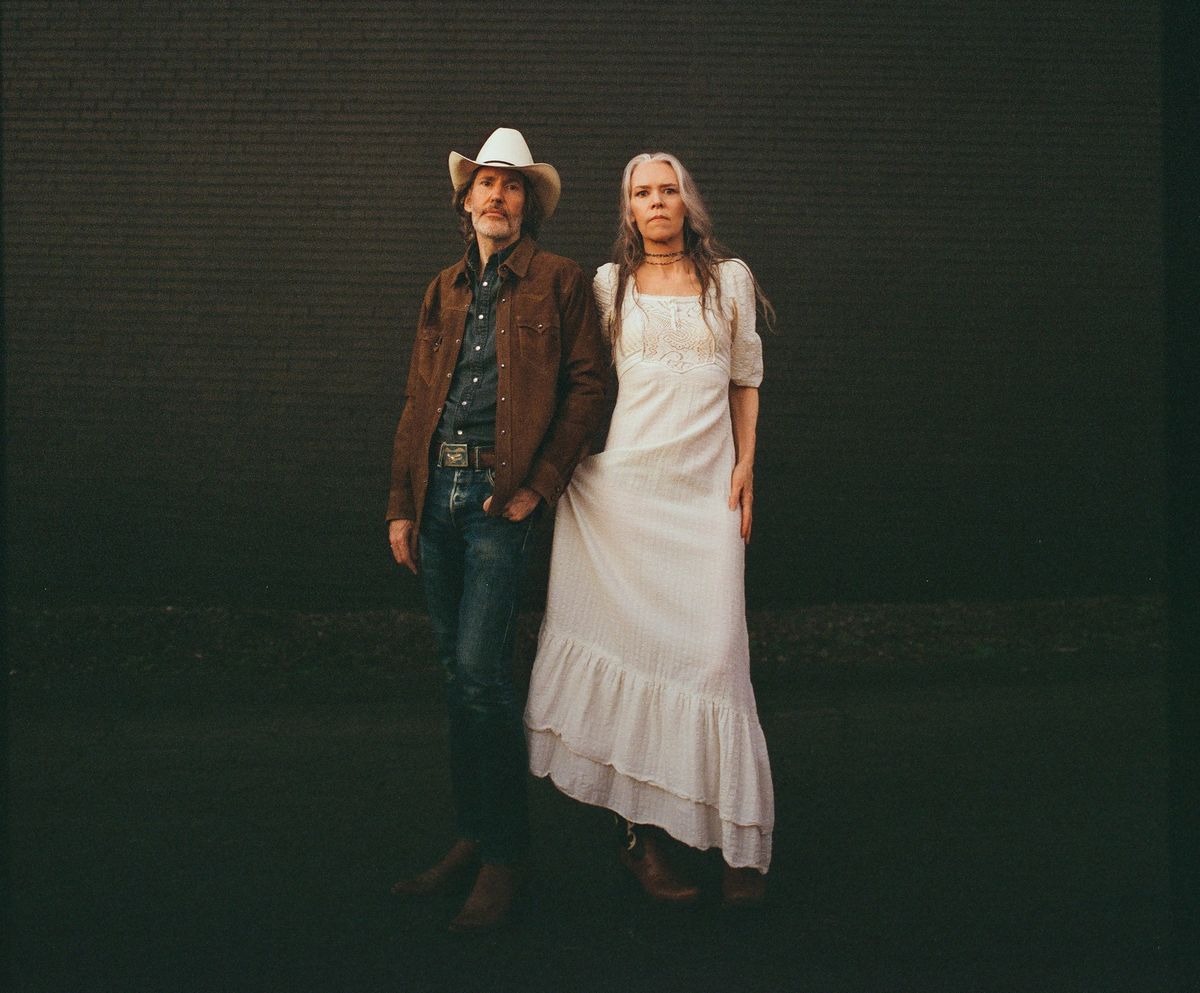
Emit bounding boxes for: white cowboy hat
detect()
[448,127,562,219]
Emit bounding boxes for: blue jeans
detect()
[418,466,537,865]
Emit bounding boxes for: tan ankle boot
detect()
[619,823,700,905]
[390,838,478,896]
[449,863,519,933]
[721,863,767,907]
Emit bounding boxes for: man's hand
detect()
[388,519,419,574]
[729,463,754,544]
[482,486,543,522]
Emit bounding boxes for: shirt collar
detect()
[455,235,535,284]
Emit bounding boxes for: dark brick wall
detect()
[3,1,1163,606]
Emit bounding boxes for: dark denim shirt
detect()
[433,240,517,448]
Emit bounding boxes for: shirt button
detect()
[475,345,481,351]
[472,377,479,383]
[478,314,484,319]
[482,281,488,287]
[461,400,467,406]
[456,430,463,435]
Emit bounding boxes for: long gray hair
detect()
[608,152,774,345]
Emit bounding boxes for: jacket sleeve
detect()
[523,264,609,505]
[385,280,437,522]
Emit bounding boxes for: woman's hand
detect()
[388,519,419,574]
[729,462,754,544]
[483,486,543,522]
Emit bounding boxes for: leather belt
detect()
[434,441,496,469]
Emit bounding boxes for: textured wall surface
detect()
[4,1,1163,606]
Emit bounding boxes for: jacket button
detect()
[500,429,507,435]
[501,461,507,467]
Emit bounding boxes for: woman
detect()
[524,152,775,905]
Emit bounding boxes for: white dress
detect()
[524,259,775,871]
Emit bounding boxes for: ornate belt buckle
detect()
[441,442,469,468]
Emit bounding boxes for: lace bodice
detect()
[625,295,715,373]
[593,261,764,386]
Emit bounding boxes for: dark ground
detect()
[7,596,1171,992]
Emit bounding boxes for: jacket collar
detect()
[453,234,536,284]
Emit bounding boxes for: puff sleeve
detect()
[593,263,618,327]
[726,260,764,387]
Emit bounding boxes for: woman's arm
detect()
[729,384,759,544]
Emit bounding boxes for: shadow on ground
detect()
[8,597,1171,992]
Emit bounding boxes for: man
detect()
[386,127,607,932]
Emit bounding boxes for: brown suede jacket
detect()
[386,236,608,528]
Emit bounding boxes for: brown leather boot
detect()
[619,823,700,905]
[390,838,479,897]
[449,863,519,933]
[721,863,767,907]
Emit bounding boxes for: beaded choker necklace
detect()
[643,250,686,266]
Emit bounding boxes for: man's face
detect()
[464,167,526,246]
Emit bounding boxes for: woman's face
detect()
[628,160,686,245]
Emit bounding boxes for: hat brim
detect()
[448,152,562,220]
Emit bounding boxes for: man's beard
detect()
[473,209,520,240]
